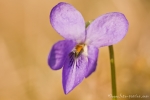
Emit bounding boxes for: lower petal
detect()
[48,40,76,70]
[62,53,88,94]
[85,45,99,78]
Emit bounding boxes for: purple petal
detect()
[62,53,88,94]
[48,40,76,70]
[85,45,99,78]
[50,2,85,43]
[85,12,129,47]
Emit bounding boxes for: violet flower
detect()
[48,2,128,94]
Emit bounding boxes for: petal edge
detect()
[50,2,85,43]
[85,45,99,78]
[85,12,129,47]
[48,40,76,70]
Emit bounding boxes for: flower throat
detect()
[74,44,84,57]
[69,44,84,59]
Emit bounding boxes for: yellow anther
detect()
[74,44,84,57]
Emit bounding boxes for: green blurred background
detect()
[0,0,150,100]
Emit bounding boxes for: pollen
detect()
[74,44,85,57]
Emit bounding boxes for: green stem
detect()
[86,21,117,100]
[109,45,117,100]
[85,20,93,28]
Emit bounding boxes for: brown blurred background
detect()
[0,0,150,100]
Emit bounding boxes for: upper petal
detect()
[85,45,99,78]
[48,40,76,70]
[50,2,85,43]
[85,12,129,47]
[62,53,88,94]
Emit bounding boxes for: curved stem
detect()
[109,45,117,100]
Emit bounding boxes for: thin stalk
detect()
[109,45,117,100]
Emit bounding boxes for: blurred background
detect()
[0,0,150,100]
